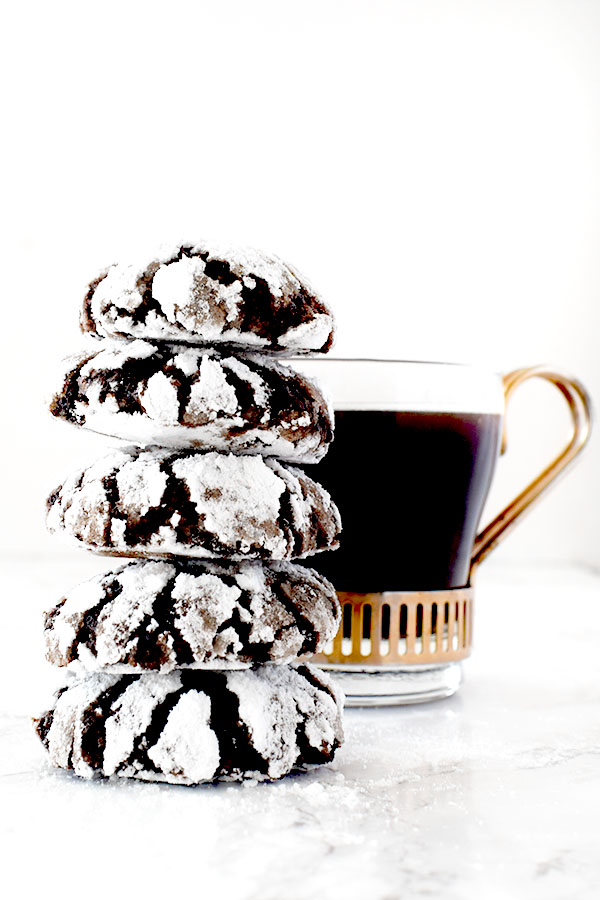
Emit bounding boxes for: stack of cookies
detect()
[35,242,344,785]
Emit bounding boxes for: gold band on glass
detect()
[313,366,592,668]
[312,588,473,666]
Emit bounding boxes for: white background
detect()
[2,11,598,894]
[1,0,598,568]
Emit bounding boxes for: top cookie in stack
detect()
[37,241,344,786]
[81,241,334,354]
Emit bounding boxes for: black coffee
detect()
[310,410,502,592]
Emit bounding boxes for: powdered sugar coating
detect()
[34,665,344,784]
[45,447,341,560]
[50,343,333,462]
[44,559,340,671]
[227,666,341,780]
[81,243,334,354]
[103,673,181,775]
[147,690,219,782]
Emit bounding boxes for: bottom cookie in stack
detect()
[35,664,343,785]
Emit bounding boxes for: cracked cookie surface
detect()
[34,664,344,784]
[44,559,340,671]
[81,242,334,354]
[46,447,341,560]
[50,342,333,462]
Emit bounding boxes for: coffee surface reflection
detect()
[311,410,502,592]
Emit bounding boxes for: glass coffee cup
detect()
[294,360,591,706]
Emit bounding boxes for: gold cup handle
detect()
[470,366,592,572]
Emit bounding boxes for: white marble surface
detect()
[1,556,600,899]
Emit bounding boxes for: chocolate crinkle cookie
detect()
[44,559,340,671]
[46,447,341,560]
[34,664,344,784]
[50,341,333,463]
[81,242,334,354]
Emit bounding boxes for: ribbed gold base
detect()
[312,588,473,667]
